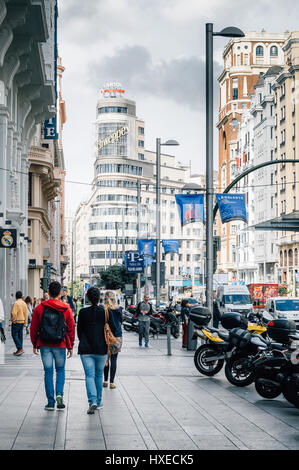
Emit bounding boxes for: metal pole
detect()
[205,23,214,313]
[167,323,172,356]
[137,179,141,303]
[116,222,119,265]
[156,138,161,309]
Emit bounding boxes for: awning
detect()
[246,211,299,232]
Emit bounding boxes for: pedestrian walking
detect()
[43,292,49,301]
[103,291,123,390]
[77,287,116,414]
[180,299,190,348]
[11,291,28,356]
[136,294,153,348]
[24,296,33,334]
[73,298,78,324]
[30,281,75,411]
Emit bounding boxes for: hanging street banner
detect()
[162,240,179,254]
[0,229,17,248]
[125,251,144,273]
[216,194,247,223]
[175,194,205,226]
[137,239,155,258]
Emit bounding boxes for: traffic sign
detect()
[125,251,144,273]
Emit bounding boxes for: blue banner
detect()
[162,240,179,254]
[175,194,205,226]
[44,116,58,139]
[216,194,247,223]
[138,239,155,258]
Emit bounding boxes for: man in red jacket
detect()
[30,281,75,411]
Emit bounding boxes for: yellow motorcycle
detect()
[191,308,268,384]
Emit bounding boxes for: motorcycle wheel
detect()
[194,344,224,376]
[255,379,281,399]
[171,325,180,339]
[225,355,255,387]
[282,379,299,409]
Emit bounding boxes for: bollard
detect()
[186,319,197,351]
[167,323,172,356]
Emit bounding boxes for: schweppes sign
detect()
[0,229,17,248]
[98,125,129,150]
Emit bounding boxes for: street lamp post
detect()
[156,138,179,310]
[205,23,244,313]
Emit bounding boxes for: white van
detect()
[265,297,299,328]
[216,285,253,317]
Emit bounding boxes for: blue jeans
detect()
[40,347,66,404]
[11,323,24,350]
[80,354,106,406]
[138,320,150,345]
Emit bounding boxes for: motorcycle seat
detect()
[208,327,230,342]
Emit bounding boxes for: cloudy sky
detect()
[58,0,299,216]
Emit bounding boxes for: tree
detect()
[278,284,291,296]
[99,265,137,291]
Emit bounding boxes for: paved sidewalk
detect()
[0,327,298,450]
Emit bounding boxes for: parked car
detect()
[265,297,299,328]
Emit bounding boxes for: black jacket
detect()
[77,305,116,355]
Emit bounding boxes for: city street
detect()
[0,330,298,451]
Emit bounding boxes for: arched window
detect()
[280,250,283,266]
[295,248,298,266]
[288,249,293,267]
[256,46,264,56]
[270,46,278,56]
[284,250,287,266]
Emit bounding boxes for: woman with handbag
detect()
[77,287,116,414]
[103,291,123,390]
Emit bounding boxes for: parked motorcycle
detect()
[252,319,299,407]
[191,307,278,385]
[150,304,180,338]
[122,309,139,332]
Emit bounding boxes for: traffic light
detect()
[40,277,48,292]
[151,262,165,287]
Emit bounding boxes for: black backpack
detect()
[39,306,67,343]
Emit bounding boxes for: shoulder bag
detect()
[103,305,117,365]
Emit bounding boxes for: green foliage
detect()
[278,284,291,296]
[99,265,137,291]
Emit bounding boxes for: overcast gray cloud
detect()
[58,0,299,215]
[88,45,222,111]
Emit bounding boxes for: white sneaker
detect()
[97,404,104,410]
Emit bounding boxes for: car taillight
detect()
[268,320,274,326]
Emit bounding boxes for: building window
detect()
[138,140,144,147]
[138,153,144,160]
[138,126,144,135]
[256,46,264,56]
[232,78,238,100]
[270,46,278,56]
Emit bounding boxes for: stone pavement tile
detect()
[193,435,238,450]
[101,424,141,435]
[157,440,199,450]
[65,438,106,450]
[181,425,223,437]
[104,434,147,450]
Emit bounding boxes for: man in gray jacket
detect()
[136,294,153,348]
